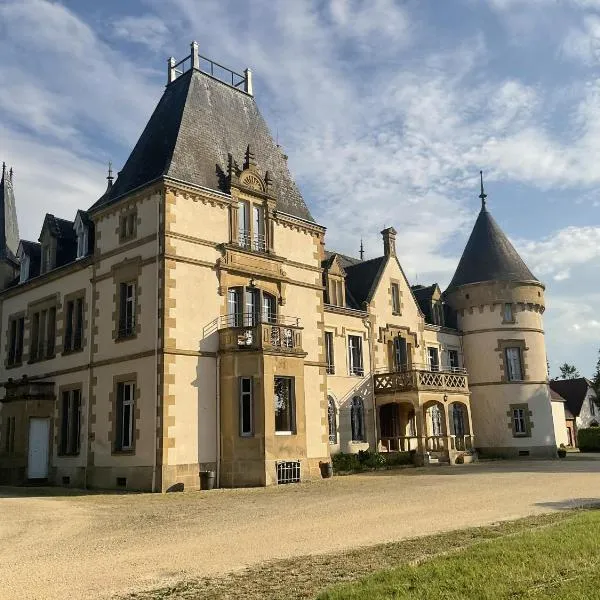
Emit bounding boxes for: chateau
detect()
[0,44,567,491]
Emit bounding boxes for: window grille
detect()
[277,460,300,484]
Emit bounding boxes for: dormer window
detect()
[119,210,137,243]
[75,222,88,259]
[19,254,30,283]
[236,200,266,252]
[41,243,53,274]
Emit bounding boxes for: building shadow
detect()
[535,498,600,510]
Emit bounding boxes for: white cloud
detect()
[561,15,600,64]
[111,14,170,51]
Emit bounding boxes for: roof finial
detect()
[359,238,364,261]
[107,161,114,189]
[479,170,487,209]
[244,144,255,170]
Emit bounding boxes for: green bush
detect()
[578,427,600,452]
[332,450,413,474]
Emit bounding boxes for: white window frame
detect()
[274,376,295,435]
[428,346,440,372]
[120,282,136,337]
[391,283,400,314]
[448,349,460,371]
[327,396,337,444]
[325,331,335,374]
[348,335,364,376]
[19,254,30,283]
[513,408,527,435]
[503,303,514,322]
[505,347,523,381]
[239,377,253,437]
[119,382,135,450]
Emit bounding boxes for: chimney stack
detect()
[191,41,200,70]
[167,56,176,84]
[244,68,253,96]
[381,227,397,258]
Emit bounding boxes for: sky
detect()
[0,0,599,376]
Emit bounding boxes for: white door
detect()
[28,418,50,479]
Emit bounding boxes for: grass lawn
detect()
[319,509,600,600]
[125,509,599,600]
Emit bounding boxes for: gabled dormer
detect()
[39,214,77,275]
[17,240,41,283]
[74,210,93,259]
[322,253,347,307]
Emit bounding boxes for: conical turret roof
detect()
[89,68,314,222]
[446,201,537,292]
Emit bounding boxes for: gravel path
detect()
[1,458,599,600]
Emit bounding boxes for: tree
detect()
[591,350,600,398]
[558,363,581,380]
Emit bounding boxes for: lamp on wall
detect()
[443,394,448,403]
[249,278,256,288]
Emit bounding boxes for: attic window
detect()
[75,222,88,259]
[19,254,30,283]
[41,243,54,274]
[119,210,137,243]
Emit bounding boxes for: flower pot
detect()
[320,462,333,478]
[557,449,567,458]
[200,470,216,490]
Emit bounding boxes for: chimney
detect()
[381,227,397,258]
[167,56,176,84]
[190,41,200,70]
[244,68,253,96]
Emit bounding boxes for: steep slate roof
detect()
[40,214,77,268]
[0,164,20,263]
[344,256,387,308]
[446,204,537,292]
[89,69,313,221]
[549,378,594,418]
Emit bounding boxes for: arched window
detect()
[262,293,277,324]
[328,396,337,444]
[351,397,365,442]
[451,403,466,437]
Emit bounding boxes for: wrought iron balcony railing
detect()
[237,230,267,252]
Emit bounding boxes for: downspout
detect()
[151,191,161,493]
[216,354,221,487]
[363,311,377,450]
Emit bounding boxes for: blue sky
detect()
[0,0,599,376]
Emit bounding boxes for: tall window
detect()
[503,303,514,322]
[451,403,466,437]
[30,307,56,361]
[391,283,400,314]
[394,337,407,371]
[351,397,365,441]
[325,332,335,374]
[590,398,596,417]
[64,297,84,352]
[274,377,295,434]
[228,287,242,327]
[60,389,81,455]
[512,407,527,435]
[428,347,440,372]
[505,347,523,381]
[76,222,88,259]
[239,377,253,436]
[238,200,250,248]
[119,211,136,242]
[116,382,135,451]
[429,404,443,436]
[7,316,24,365]
[328,396,337,444]
[432,302,444,326]
[41,244,52,274]
[448,349,459,371]
[244,288,259,326]
[4,417,16,454]
[348,335,364,376]
[253,205,265,251]
[262,293,277,324]
[118,282,136,338]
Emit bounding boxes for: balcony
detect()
[374,364,469,394]
[218,313,303,354]
[237,230,267,253]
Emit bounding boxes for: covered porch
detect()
[376,393,474,464]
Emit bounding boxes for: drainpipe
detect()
[151,192,161,493]
[216,354,221,487]
[363,311,377,450]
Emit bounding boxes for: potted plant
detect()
[557,444,567,458]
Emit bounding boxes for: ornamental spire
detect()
[359,238,364,261]
[106,161,114,189]
[479,170,487,209]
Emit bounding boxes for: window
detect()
[325,332,335,374]
[274,377,295,434]
[513,408,527,435]
[64,297,84,353]
[30,307,56,361]
[41,244,52,274]
[451,403,466,437]
[244,287,259,326]
[262,293,277,324]
[428,347,440,372]
[116,382,135,451]
[253,205,265,251]
[348,335,364,376]
[590,398,596,417]
[503,303,514,323]
[328,396,337,444]
[448,349,460,371]
[19,254,30,283]
[228,287,243,327]
[4,417,16,454]
[76,226,88,259]
[394,336,407,371]
[391,283,400,314]
[505,347,523,381]
[7,316,24,365]
[429,404,443,436]
[240,377,253,436]
[238,200,250,249]
[60,389,81,455]
[432,302,444,326]
[351,397,365,441]
[407,409,416,437]
[119,211,137,242]
[118,282,136,338]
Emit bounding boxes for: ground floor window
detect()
[116,382,135,451]
[513,407,527,435]
[328,396,337,444]
[240,377,253,436]
[274,377,295,434]
[60,388,81,455]
[429,404,443,436]
[351,396,365,441]
[451,403,466,436]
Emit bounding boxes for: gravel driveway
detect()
[1,458,599,600]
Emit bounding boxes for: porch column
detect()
[466,402,475,448]
[416,401,426,455]
[443,402,452,451]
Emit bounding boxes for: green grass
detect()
[319,509,600,600]
[123,511,598,600]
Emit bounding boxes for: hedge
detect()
[331,450,413,474]
[578,427,600,452]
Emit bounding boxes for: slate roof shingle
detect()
[549,378,595,419]
[89,69,314,222]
